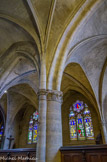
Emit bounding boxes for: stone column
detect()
[46,90,63,162]
[36,89,47,162]
[101,120,107,144]
[3,91,14,149]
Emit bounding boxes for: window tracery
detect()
[69,100,94,140]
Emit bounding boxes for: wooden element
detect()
[0,148,36,162]
[60,144,107,162]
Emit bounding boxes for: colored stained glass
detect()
[84,108,94,139]
[84,108,90,115]
[73,100,84,112]
[77,114,85,140]
[33,123,38,143]
[28,118,33,144]
[69,109,75,117]
[28,111,39,144]
[69,100,94,141]
[28,130,32,144]
[69,110,77,140]
[33,111,39,120]
[0,125,4,140]
[69,119,77,140]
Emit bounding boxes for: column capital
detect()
[47,89,63,103]
[37,89,63,103]
[37,89,48,100]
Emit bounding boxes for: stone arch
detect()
[56,36,107,91]
[0,14,40,52]
[7,83,38,126]
[47,0,104,90]
[3,82,38,149]
[103,95,107,122]
[0,41,40,97]
[62,62,99,112]
[61,61,104,144]
[62,90,102,146]
[102,64,107,121]
[49,36,107,130]
[99,58,107,114]
[10,103,37,148]
[0,41,40,74]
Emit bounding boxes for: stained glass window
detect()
[28,111,39,144]
[77,114,85,140]
[0,125,4,141]
[69,100,94,141]
[84,108,94,139]
[69,108,77,140]
[0,113,4,142]
[73,100,84,112]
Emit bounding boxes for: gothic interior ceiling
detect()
[0,0,107,122]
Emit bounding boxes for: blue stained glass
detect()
[85,104,88,107]
[28,111,39,144]
[33,123,38,143]
[78,118,82,124]
[84,108,90,115]
[0,124,4,140]
[33,111,39,120]
[77,114,85,140]
[69,100,94,141]
[69,110,75,117]
[70,121,74,125]
[84,108,94,140]
[69,109,77,140]
[69,119,77,140]
[73,100,84,112]
[1,126,3,129]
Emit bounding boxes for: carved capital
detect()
[47,90,63,103]
[37,89,63,103]
[37,89,47,100]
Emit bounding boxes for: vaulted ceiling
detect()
[0,0,107,121]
